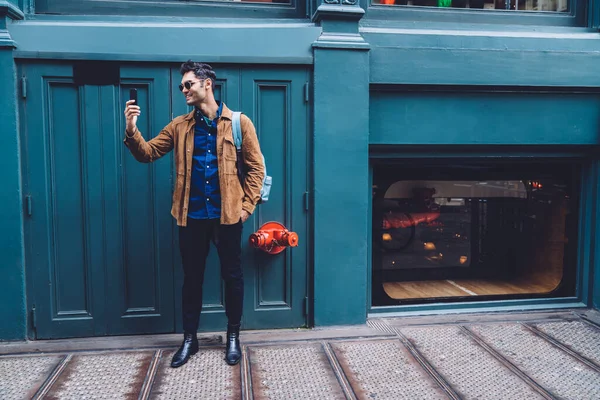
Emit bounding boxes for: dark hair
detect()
[180,60,216,89]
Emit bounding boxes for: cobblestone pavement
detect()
[1,310,600,399]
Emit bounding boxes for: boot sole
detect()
[225,358,241,366]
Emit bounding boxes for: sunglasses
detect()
[178,80,203,92]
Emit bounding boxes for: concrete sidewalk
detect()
[1,309,600,399]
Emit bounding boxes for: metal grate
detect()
[533,321,600,366]
[400,326,544,400]
[248,343,345,400]
[44,351,153,399]
[366,319,396,335]
[469,323,600,399]
[150,349,241,400]
[0,355,60,400]
[331,339,448,400]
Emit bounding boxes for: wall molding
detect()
[0,1,24,20]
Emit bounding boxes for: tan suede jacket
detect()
[124,103,265,226]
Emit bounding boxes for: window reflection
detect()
[372,165,579,306]
[380,181,528,271]
[373,0,568,12]
[198,0,290,3]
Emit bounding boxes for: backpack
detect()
[231,111,272,203]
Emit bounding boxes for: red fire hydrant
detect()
[249,221,299,254]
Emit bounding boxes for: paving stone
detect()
[533,320,600,365]
[400,326,544,400]
[150,349,241,400]
[0,355,60,400]
[44,351,153,400]
[332,339,448,400]
[470,323,600,400]
[248,343,345,400]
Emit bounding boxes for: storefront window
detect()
[372,161,579,306]
[372,0,568,12]
[37,0,297,17]
[195,0,290,2]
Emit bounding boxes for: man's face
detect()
[181,71,210,107]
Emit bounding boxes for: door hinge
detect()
[21,76,27,99]
[303,297,309,316]
[304,82,310,103]
[25,195,32,216]
[304,191,310,212]
[31,305,37,330]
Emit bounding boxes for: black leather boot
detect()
[225,324,242,365]
[171,332,199,368]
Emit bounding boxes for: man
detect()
[123,61,265,368]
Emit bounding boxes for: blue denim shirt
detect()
[187,101,223,219]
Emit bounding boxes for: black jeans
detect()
[179,218,243,334]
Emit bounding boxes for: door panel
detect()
[23,65,106,338]
[24,63,309,338]
[240,68,309,329]
[109,66,174,335]
[23,64,175,338]
[170,66,309,331]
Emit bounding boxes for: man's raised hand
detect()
[124,99,140,135]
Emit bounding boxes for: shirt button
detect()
[206,181,209,184]
[207,165,210,168]
[206,198,209,201]
[208,150,211,153]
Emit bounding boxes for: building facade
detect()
[1,0,599,341]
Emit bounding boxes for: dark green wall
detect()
[594,259,600,309]
[371,90,600,145]
[593,162,600,310]
[364,30,600,87]
[8,20,320,64]
[0,50,27,341]
[2,1,600,341]
[312,3,371,326]
[313,48,370,326]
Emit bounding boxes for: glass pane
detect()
[372,0,568,12]
[372,162,579,306]
[196,0,290,3]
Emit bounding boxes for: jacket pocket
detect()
[223,153,238,175]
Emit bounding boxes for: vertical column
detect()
[311,1,370,326]
[590,0,600,30]
[593,161,600,310]
[0,2,26,340]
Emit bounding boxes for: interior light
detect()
[424,242,436,250]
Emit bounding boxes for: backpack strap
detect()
[231,111,245,186]
[232,111,242,150]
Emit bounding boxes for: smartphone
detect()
[129,88,138,106]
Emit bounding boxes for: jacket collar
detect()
[184,101,232,122]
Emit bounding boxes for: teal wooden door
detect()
[239,68,309,329]
[23,63,309,339]
[170,67,310,331]
[22,64,175,339]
